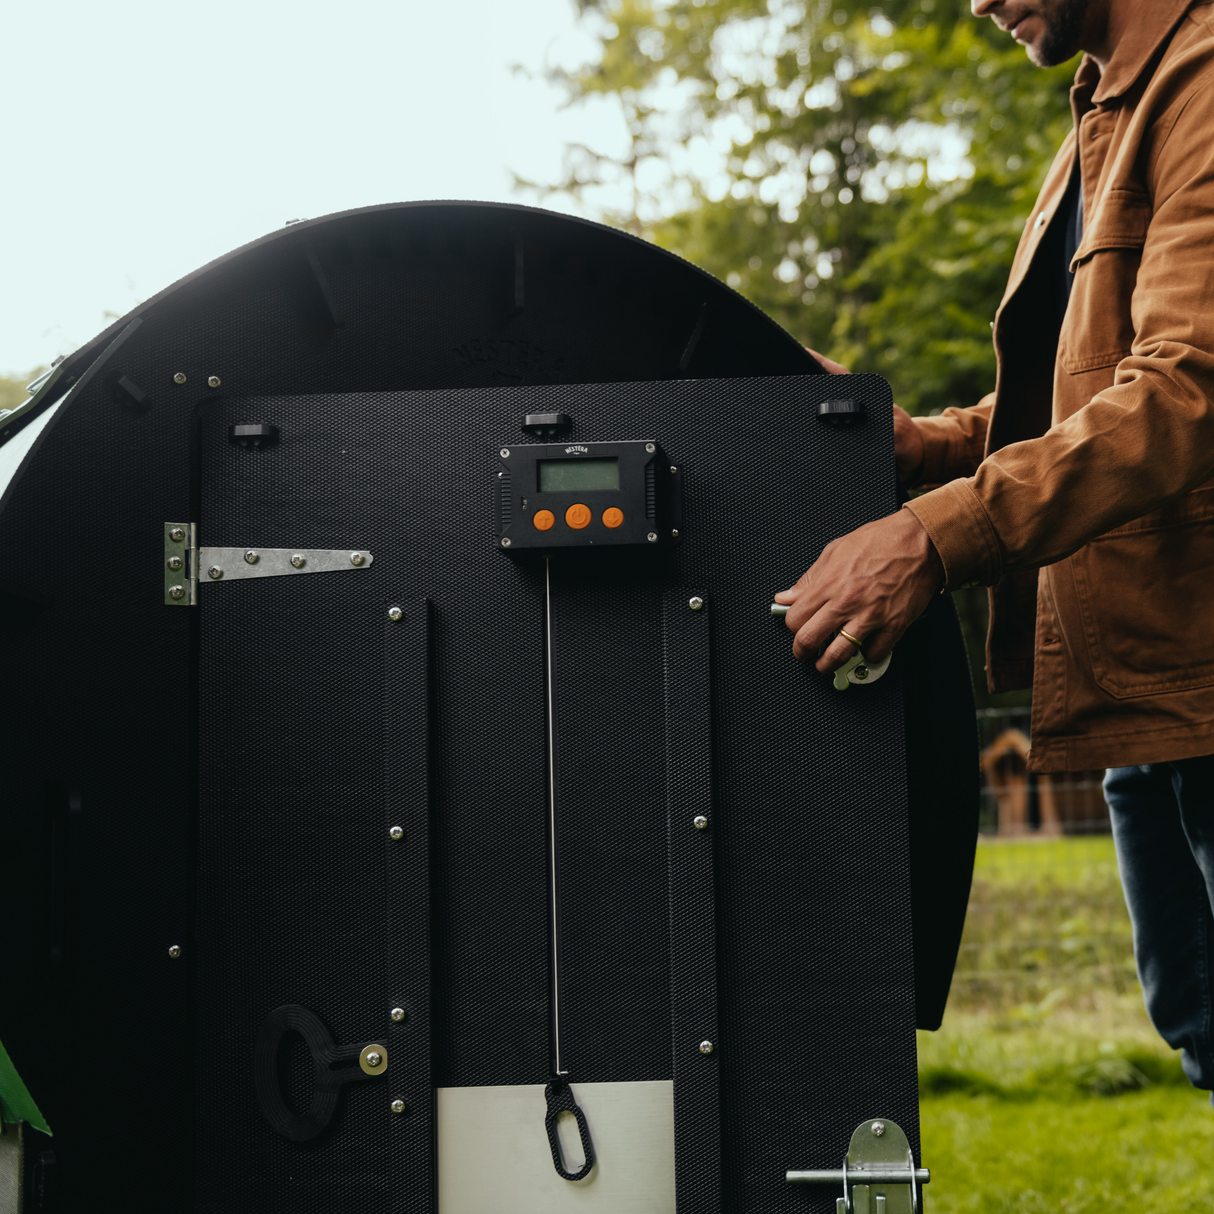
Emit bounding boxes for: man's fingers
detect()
[814,633,862,673]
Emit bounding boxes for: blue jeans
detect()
[1105,757,1214,1099]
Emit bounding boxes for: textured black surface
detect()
[0,201,977,1211]
[190,373,915,1212]
[663,589,722,1214]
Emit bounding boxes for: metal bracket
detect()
[165,523,373,606]
[787,1118,928,1214]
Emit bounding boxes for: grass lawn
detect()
[917,836,1214,1212]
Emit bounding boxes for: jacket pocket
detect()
[1058,191,1149,375]
[1071,486,1214,697]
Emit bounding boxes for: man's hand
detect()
[807,348,926,486]
[773,509,945,671]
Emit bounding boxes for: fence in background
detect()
[948,707,1136,1013]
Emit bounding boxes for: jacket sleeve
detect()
[912,396,994,487]
[907,80,1214,590]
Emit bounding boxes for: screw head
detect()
[207,375,221,388]
[167,555,183,571]
[852,665,869,681]
[501,537,512,547]
[244,550,258,565]
[173,372,187,385]
[365,1051,383,1068]
[208,566,223,580]
[291,554,305,568]
[168,585,185,600]
[350,552,364,566]
[169,527,186,542]
[390,1007,406,1022]
[645,442,656,453]
[689,596,704,611]
[389,825,404,840]
[391,1099,406,1115]
[871,1122,885,1137]
[168,944,182,959]
[647,531,658,543]
[693,815,708,830]
[388,606,403,622]
[671,529,679,539]
[500,448,510,458]
[670,465,678,474]
[699,1040,714,1055]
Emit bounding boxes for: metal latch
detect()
[164,522,374,606]
[769,604,893,689]
[787,1118,929,1214]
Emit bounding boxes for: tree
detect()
[538,0,1075,416]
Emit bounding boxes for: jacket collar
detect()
[1088,0,1193,103]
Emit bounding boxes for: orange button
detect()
[602,507,624,529]
[533,509,555,531]
[565,503,592,530]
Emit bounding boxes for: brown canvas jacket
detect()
[905,0,1214,772]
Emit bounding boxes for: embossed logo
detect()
[564,445,589,455]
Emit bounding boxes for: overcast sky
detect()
[2,0,626,376]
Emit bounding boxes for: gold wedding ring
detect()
[839,629,864,649]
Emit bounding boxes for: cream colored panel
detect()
[438,1080,675,1213]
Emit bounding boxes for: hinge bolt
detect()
[390,1007,406,1022]
[167,555,183,571]
[168,585,185,600]
[388,606,403,622]
[350,552,365,566]
[853,665,869,681]
[689,596,704,611]
[699,1040,714,1055]
[208,566,223,580]
[500,448,510,458]
[672,529,679,539]
[169,527,185,542]
[207,375,221,388]
[389,825,404,840]
[168,944,182,958]
[364,1051,383,1068]
[244,550,258,565]
[501,537,512,547]
[670,465,678,474]
[291,554,305,568]
[646,443,656,453]
[173,372,186,385]
[694,815,708,830]
[871,1122,885,1137]
[647,532,658,543]
[391,1099,406,1115]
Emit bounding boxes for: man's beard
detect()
[1031,0,1090,66]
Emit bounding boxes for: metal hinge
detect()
[164,522,374,606]
[787,1119,929,1214]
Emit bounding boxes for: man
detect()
[776,0,1214,1097]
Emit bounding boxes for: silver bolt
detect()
[168,944,182,959]
[208,566,223,580]
[391,1099,406,1115]
[389,825,404,840]
[689,596,704,611]
[390,1007,406,1022]
[645,442,656,453]
[169,527,185,542]
[670,465,678,474]
[167,555,183,571]
[699,1040,714,1055]
[388,606,403,622]
[365,1051,383,1068]
[501,537,512,547]
[647,532,658,543]
[671,529,679,539]
[694,815,708,830]
[500,448,510,458]
[168,585,185,600]
[350,552,364,566]
[244,550,258,565]
[173,372,186,384]
[291,554,305,568]
[207,375,221,388]
[871,1122,885,1137]
[852,665,869,681]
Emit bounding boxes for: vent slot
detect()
[499,473,513,529]
[645,462,656,519]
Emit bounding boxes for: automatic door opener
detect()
[770,603,893,689]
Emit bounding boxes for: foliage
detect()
[541,0,1076,414]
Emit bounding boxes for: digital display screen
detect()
[538,457,619,493]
